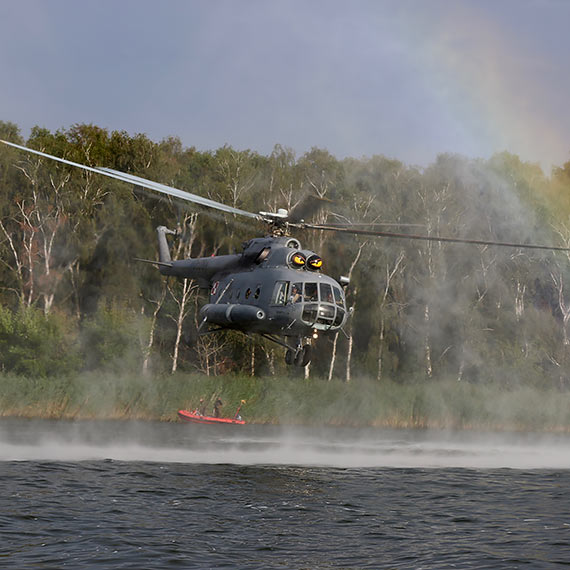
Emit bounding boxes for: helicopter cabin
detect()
[204,238,349,334]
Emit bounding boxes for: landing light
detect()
[307,254,323,270]
[290,252,306,268]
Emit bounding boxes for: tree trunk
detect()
[142,283,167,375]
[377,318,385,382]
[376,251,405,382]
[328,332,339,381]
[424,303,433,378]
[346,323,354,383]
[344,243,367,383]
[170,278,194,374]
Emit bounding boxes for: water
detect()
[1,419,569,568]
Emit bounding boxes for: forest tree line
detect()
[1,120,570,387]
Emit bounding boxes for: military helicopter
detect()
[3,139,570,367]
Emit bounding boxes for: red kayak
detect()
[177,409,246,425]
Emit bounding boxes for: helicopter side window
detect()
[319,283,334,304]
[272,281,288,305]
[245,288,251,299]
[304,283,318,302]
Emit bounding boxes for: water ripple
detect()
[1,419,569,568]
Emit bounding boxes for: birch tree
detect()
[376,250,406,381]
[0,155,76,313]
[343,241,367,383]
[165,212,199,373]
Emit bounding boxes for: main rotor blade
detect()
[0,140,260,220]
[301,223,570,252]
[288,193,333,223]
[96,167,260,219]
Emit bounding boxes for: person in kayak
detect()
[213,398,223,418]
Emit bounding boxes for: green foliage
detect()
[80,305,143,373]
[0,121,23,144]
[1,371,569,431]
[0,305,80,377]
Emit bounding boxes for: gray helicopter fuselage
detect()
[205,265,347,337]
[159,234,348,338]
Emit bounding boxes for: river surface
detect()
[1,418,569,568]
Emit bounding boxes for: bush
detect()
[0,305,80,377]
[80,304,144,373]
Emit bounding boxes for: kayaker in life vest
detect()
[213,398,223,418]
[198,398,207,416]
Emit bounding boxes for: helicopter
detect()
[3,139,570,367]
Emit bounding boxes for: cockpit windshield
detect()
[272,280,346,329]
[319,283,334,304]
[304,283,318,302]
[299,282,346,329]
[333,286,344,307]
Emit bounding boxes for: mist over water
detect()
[2,418,569,569]
[1,418,569,470]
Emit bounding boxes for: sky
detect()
[1,0,569,172]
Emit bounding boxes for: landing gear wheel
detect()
[285,349,294,365]
[294,345,312,367]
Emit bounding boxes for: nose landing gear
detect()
[285,342,312,367]
[259,333,313,368]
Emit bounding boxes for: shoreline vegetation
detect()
[1,372,569,433]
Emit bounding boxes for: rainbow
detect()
[401,2,568,173]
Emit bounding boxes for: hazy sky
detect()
[1,0,569,171]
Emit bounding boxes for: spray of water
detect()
[1,420,569,469]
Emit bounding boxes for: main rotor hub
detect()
[259,209,291,236]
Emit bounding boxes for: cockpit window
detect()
[304,283,318,302]
[298,281,346,329]
[290,282,303,303]
[319,283,334,304]
[333,286,344,307]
